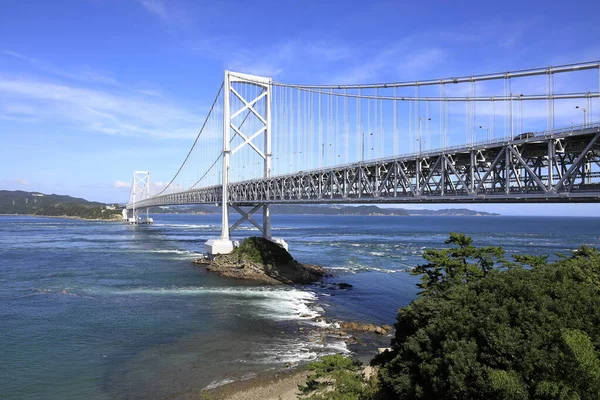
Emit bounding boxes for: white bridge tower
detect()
[126,171,153,224]
[204,71,286,255]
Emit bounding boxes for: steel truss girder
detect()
[230,204,265,234]
[130,127,600,208]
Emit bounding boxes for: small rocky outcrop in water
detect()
[338,321,394,335]
[193,237,325,284]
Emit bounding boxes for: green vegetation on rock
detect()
[231,236,294,265]
[303,234,600,400]
[299,354,378,400]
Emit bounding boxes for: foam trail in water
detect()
[147,249,203,257]
[107,286,321,321]
[153,223,215,229]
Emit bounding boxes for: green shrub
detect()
[302,235,600,400]
[299,354,377,400]
[378,234,600,399]
[232,236,293,265]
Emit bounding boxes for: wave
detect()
[244,337,350,365]
[111,285,312,296]
[232,226,260,231]
[203,378,236,390]
[326,265,405,274]
[19,288,97,300]
[204,372,257,390]
[153,223,216,229]
[147,249,203,257]
[107,286,322,321]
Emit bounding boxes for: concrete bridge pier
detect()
[204,203,288,256]
[123,207,153,225]
[204,204,287,255]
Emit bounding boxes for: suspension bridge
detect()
[126,61,600,255]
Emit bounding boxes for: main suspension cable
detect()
[157,82,224,196]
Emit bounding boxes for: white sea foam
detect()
[202,372,257,391]
[107,286,347,373]
[327,265,400,274]
[244,337,350,365]
[153,223,215,229]
[147,249,203,257]
[234,226,260,231]
[204,378,236,390]
[325,266,357,274]
[110,286,321,321]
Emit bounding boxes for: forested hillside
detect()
[0,190,121,220]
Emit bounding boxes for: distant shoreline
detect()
[0,213,122,222]
[150,203,500,217]
[0,212,502,220]
[155,211,499,217]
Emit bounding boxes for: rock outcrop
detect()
[338,321,393,335]
[193,237,325,285]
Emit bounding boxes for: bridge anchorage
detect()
[127,61,600,256]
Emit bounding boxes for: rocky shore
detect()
[193,317,393,400]
[190,237,394,398]
[198,317,393,400]
[193,237,325,284]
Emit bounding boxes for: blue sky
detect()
[1,0,599,216]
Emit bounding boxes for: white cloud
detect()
[2,102,36,115]
[112,179,167,195]
[150,180,168,194]
[137,0,169,21]
[191,37,354,79]
[0,179,29,187]
[2,50,115,84]
[113,180,130,189]
[136,0,193,29]
[1,50,160,96]
[0,77,205,139]
[326,42,447,84]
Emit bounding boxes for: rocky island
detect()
[193,237,325,284]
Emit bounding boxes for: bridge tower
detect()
[126,171,151,224]
[205,71,286,255]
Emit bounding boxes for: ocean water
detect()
[1,214,599,399]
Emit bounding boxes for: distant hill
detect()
[0,190,499,218]
[150,204,407,216]
[0,190,121,220]
[276,204,410,216]
[404,208,499,216]
[151,204,498,216]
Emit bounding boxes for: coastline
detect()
[180,351,379,400]
[171,317,391,400]
[187,248,394,399]
[193,367,309,400]
[0,213,123,222]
